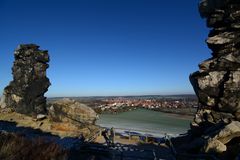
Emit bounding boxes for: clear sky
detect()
[0,0,210,97]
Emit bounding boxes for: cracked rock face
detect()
[188,0,240,158]
[49,98,98,125]
[2,44,50,115]
[190,0,240,123]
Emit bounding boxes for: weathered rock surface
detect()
[181,0,240,159]
[36,114,47,121]
[0,96,6,109]
[1,44,50,115]
[191,0,240,126]
[49,98,98,125]
[204,139,227,153]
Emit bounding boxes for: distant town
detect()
[48,95,198,116]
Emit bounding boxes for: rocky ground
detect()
[0,111,99,139]
[0,97,176,160]
[0,111,176,160]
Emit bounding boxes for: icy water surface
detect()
[96,109,193,137]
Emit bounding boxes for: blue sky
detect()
[0,0,210,97]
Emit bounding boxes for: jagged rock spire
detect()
[182,0,240,158]
[190,0,240,125]
[2,44,51,115]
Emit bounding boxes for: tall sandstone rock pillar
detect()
[190,0,240,131]
[185,0,240,158]
[2,44,50,115]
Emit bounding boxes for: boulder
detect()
[203,139,227,153]
[2,44,50,115]
[212,121,240,144]
[49,98,98,125]
[201,121,240,154]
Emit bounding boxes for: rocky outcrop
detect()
[182,0,240,159]
[0,45,99,138]
[49,98,98,125]
[1,44,50,115]
[191,0,240,123]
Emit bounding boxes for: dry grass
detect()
[0,111,96,138]
[51,123,79,132]
[0,131,68,160]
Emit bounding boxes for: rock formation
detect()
[47,98,98,137]
[1,44,50,115]
[49,98,98,125]
[0,45,98,138]
[182,0,240,158]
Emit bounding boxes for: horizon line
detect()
[46,93,196,98]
